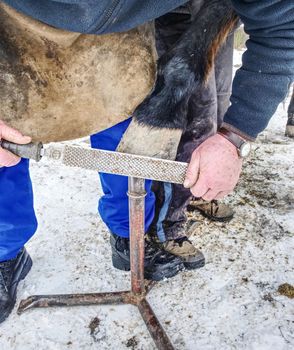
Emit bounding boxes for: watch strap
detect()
[217,127,245,150]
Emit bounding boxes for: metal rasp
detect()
[1,140,188,184]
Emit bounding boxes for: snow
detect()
[0,50,293,350]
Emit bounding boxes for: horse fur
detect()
[0,0,238,153]
[0,2,157,142]
[133,0,238,130]
[117,0,238,159]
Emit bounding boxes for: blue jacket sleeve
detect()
[223,0,294,140]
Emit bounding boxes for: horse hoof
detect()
[116,119,182,160]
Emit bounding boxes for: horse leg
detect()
[117,0,238,159]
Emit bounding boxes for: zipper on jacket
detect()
[94,0,121,33]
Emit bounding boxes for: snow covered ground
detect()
[0,50,293,350]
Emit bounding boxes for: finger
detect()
[202,189,221,201]
[184,151,200,188]
[189,175,209,198]
[0,147,21,167]
[214,190,232,200]
[0,122,31,144]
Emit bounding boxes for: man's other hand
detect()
[184,133,242,200]
[0,120,31,167]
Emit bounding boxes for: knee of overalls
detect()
[90,118,155,238]
[0,158,37,261]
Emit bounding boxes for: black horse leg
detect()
[117,0,238,159]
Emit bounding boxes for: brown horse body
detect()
[0,2,156,142]
[0,1,237,152]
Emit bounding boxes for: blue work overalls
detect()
[0,119,155,261]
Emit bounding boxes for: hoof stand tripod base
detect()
[18,177,175,350]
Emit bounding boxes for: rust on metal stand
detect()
[18,177,175,350]
[128,177,146,295]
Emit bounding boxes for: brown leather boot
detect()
[162,237,205,270]
[146,229,205,271]
[285,113,294,138]
[188,199,234,222]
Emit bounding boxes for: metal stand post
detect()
[128,177,145,295]
[18,177,174,350]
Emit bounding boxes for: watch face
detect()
[240,142,251,158]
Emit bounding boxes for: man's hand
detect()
[184,133,242,200]
[0,120,31,167]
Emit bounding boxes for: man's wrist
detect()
[217,127,251,158]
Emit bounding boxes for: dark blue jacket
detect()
[3,0,294,139]
[223,0,294,140]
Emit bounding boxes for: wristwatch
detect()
[217,127,251,158]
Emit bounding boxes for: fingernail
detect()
[183,179,190,188]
